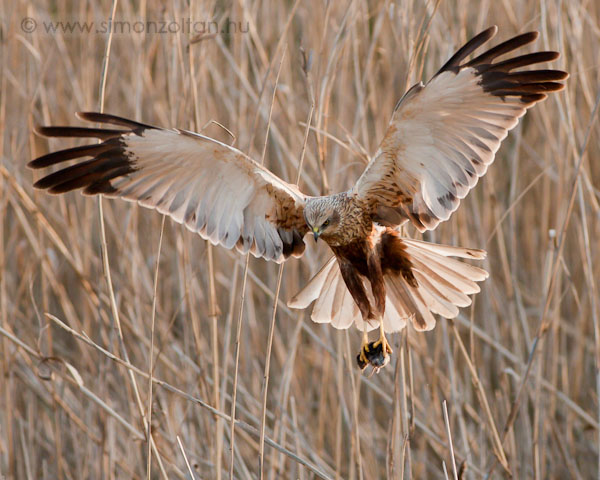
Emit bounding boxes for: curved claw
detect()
[356,350,369,370]
[356,340,392,371]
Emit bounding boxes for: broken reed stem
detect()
[176,435,196,479]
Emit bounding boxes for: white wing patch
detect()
[104,130,301,261]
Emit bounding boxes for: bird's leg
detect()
[356,319,392,370]
[338,261,377,371]
[372,320,393,362]
[338,258,392,371]
[363,249,392,369]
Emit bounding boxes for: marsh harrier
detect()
[30,27,567,370]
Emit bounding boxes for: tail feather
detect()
[407,252,483,295]
[399,280,437,331]
[287,258,336,309]
[381,292,408,333]
[330,274,358,330]
[402,238,487,259]
[413,269,471,307]
[405,242,489,283]
[312,262,340,323]
[287,238,488,333]
[288,257,363,329]
[414,274,460,318]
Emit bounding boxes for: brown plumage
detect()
[29,27,567,371]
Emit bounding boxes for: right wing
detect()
[30,112,308,263]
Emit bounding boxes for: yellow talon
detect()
[356,330,370,370]
[372,333,393,356]
[356,322,393,371]
[376,321,393,353]
[357,349,369,370]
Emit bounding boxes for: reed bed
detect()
[1,0,598,478]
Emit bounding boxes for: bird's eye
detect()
[323,220,330,227]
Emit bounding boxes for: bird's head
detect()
[304,197,341,242]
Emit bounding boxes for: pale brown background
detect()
[1,0,598,479]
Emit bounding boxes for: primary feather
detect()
[30,113,308,263]
[354,26,567,232]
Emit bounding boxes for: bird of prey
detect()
[29,26,567,371]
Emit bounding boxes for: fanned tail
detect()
[388,238,488,331]
[287,257,405,332]
[287,238,488,333]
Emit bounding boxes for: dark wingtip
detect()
[522,30,539,42]
[466,30,543,68]
[536,70,569,81]
[76,112,108,123]
[482,25,499,38]
[76,112,97,121]
[28,143,116,169]
[33,177,62,191]
[32,178,46,190]
[30,125,128,140]
[34,125,55,137]
[435,26,499,76]
[469,26,499,46]
[539,81,567,92]
[520,93,548,103]
[76,111,155,130]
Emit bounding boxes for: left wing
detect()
[353,26,568,232]
[30,112,308,263]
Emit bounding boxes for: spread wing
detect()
[353,26,568,232]
[29,112,308,263]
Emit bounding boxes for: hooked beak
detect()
[312,227,320,242]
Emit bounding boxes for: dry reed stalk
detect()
[1,1,598,478]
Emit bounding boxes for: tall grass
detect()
[1,0,598,478]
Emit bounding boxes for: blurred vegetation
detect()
[1,0,598,478]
